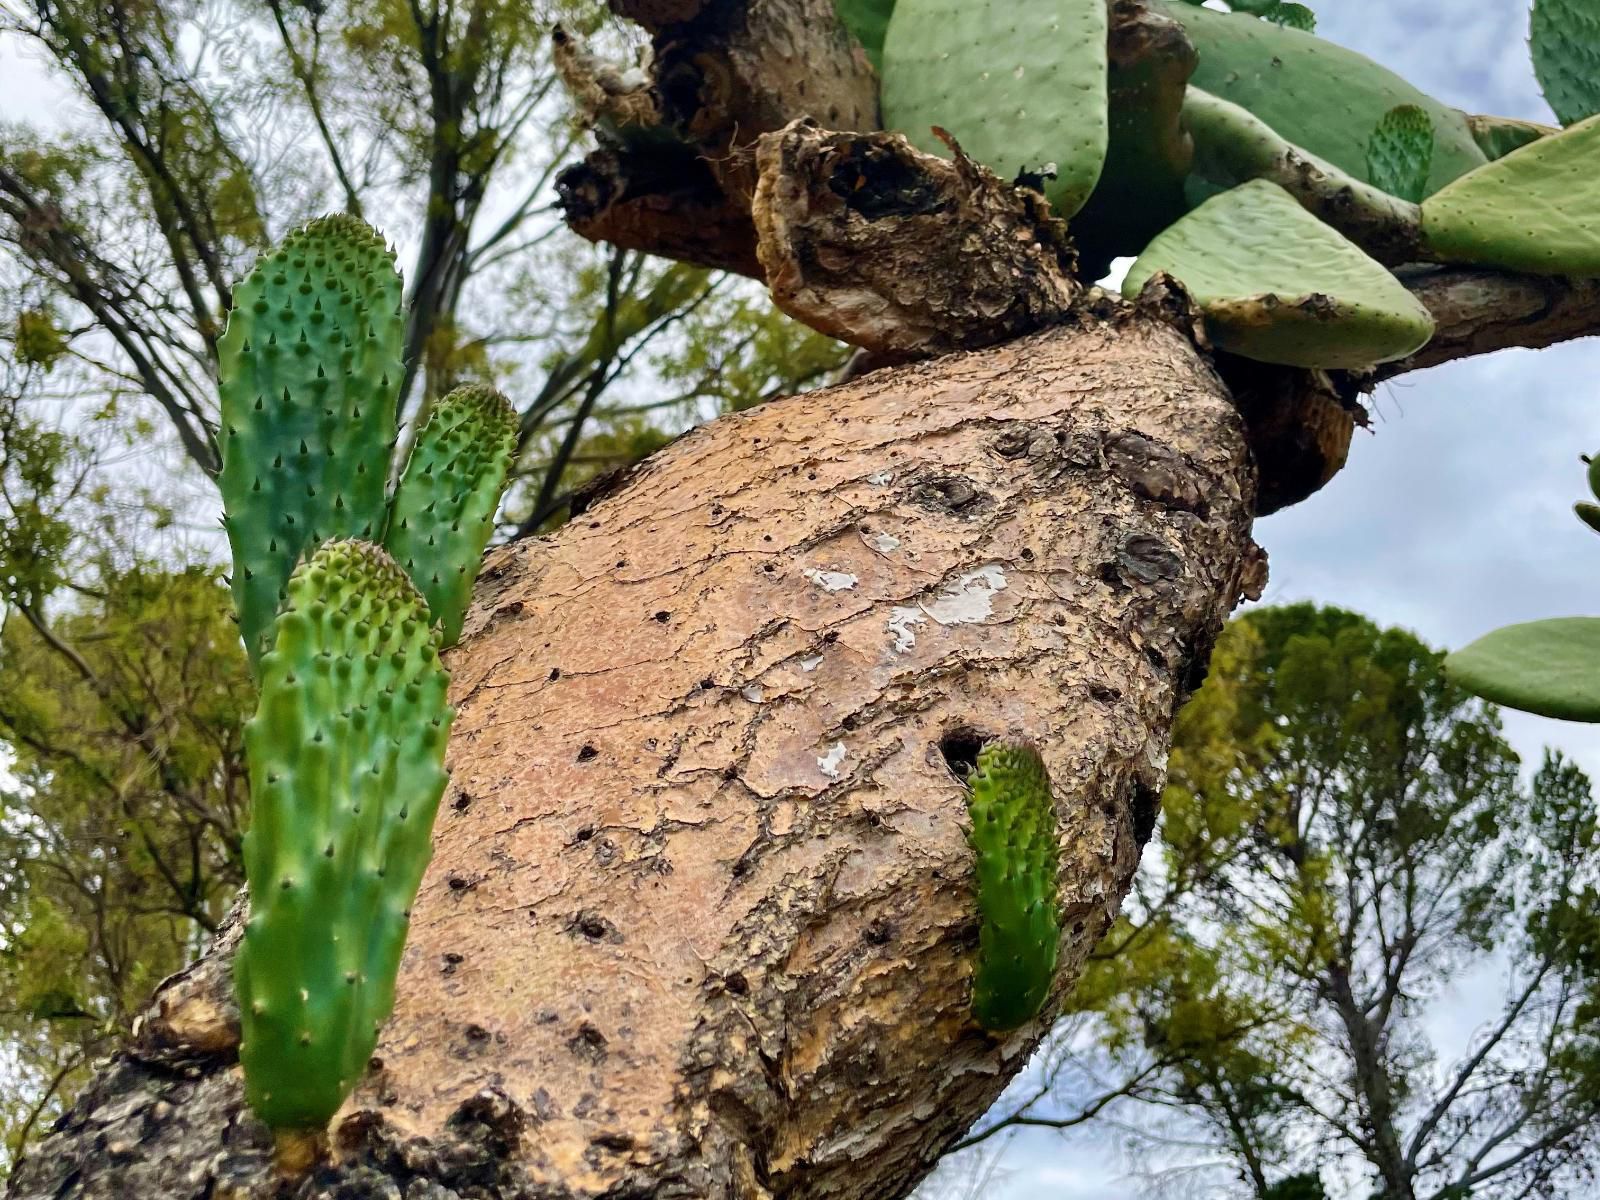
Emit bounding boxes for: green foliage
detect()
[1421,113,1600,275]
[0,565,249,1163]
[12,309,67,371]
[234,540,452,1132]
[1466,112,1557,160]
[218,216,405,672]
[386,385,519,646]
[1531,0,1600,125]
[1366,104,1435,203]
[1122,180,1435,367]
[1154,1,1486,198]
[1059,606,1600,1196]
[833,0,896,71]
[963,742,1060,1032]
[882,0,1109,218]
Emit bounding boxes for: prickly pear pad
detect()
[965,742,1060,1033]
[218,215,405,674]
[1531,0,1600,127]
[1421,113,1600,276]
[386,385,519,647]
[882,0,1108,218]
[234,540,453,1131]
[1155,1,1484,198]
[1123,180,1435,368]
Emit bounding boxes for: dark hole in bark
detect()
[724,971,749,996]
[939,727,987,779]
[654,610,671,622]
[1131,778,1161,847]
[577,744,599,762]
[576,825,596,842]
[829,140,950,221]
[548,667,561,681]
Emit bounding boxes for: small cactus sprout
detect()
[1420,114,1600,276]
[385,385,519,647]
[218,215,404,673]
[234,540,453,1143]
[963,742,1061,1033]
[881,0,1109,218]
[1446,453,1600,722]
[833,0,896,72]
[1531,0,1600,126]
[1155,1,1486,198]
[1122,180,1435,368]
[1367,105,1435,204]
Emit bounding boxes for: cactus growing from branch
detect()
[1367,105,1435,204]
[386,384,520,647]
[234,540,452,1145]
[218,215,404,673]
[963,742,1061,1033]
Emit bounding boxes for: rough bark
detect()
[9,306,1260,1200]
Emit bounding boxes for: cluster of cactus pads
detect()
[218,214,516,1155]
[962,743,1061,1032]
[840,0,1600,369]
[1445,456,1600,723]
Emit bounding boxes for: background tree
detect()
[958,606,1600,1200]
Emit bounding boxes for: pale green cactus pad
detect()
[834,0,896,72]
[1531,0,1600,126]
[235,540,453,1131]
[1154,1,1485,198]
[882,0,1108,218]
[965,742,1060,1033]
[1367,105,1434,204]
[1421,113,1600,275]
[1123,179,1435,368]
[1444,618,1600,722]
[218,215,404,674]
[385,384,519,647]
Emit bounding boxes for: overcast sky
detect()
[4,0,1598,1196]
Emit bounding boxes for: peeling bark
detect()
[9,309,1259,1200]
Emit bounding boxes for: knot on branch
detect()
[752,119,1081,360]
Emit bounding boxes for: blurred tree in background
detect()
[0,0,842,1169]
[950,606,1600,1200]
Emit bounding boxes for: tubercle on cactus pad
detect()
[217,215,404,675]
[385,384,520,648]
[234,539,453,1133]
[963,741,1061,1033]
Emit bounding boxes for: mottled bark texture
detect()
[9,309,1259,1200]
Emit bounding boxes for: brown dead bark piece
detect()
[9,311,1259,1200]
[752,121,1080,359]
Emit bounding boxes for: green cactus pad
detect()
[385,385,518,647]
[1420,113,1600,275]
[965,742,1060,1033]
[1366,106,1435,204]
[235,540,453,1131]
[218,215,405,673]
[1532,0,1600,126]
[1123,180,1435,368]
[1445,617,1600,722]
[1154,1,1485,198]
[834,0,896,72]
[882,0,1108,218]
[1465,113,1557,161]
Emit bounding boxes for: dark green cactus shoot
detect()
[234,540,453,1135]
[218,215,404,674]
[1531,0,1600,126]
[1366,105,1435,204]
[385,384,519,647]
[964,742,1061,1033]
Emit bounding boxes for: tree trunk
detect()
[7,306,1260,1200]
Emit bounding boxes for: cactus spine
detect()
[218,215,404,673]
[964,742,1060,1033]
[386,385,519,647]
[234,540,452,1133]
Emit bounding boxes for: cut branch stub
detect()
[752,120,1079,358]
